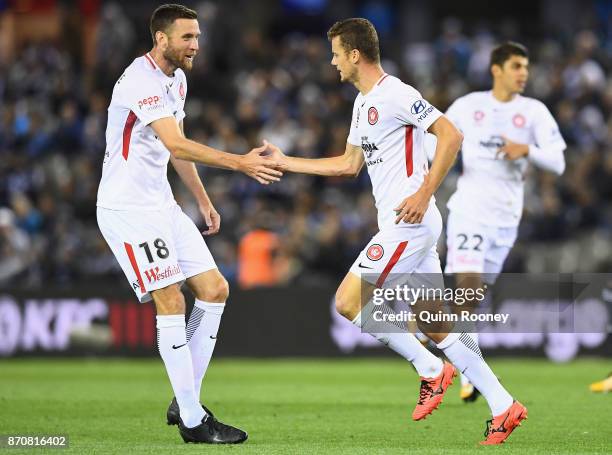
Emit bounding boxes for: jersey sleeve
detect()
[393,88,443,131]
[347,97,361,146]
[527,103,567,175]
[120,72,174,125]
[445,98,464,131]
[532,103,566,150]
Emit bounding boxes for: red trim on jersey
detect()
[144,53,156,69]
[405,125,414,177]
[124,242,146,293]
[377,74,389,85]
[375,241,408,288]
[122,111,137,160]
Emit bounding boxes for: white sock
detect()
[156,315,205,428]
[352,304,443,378]
[186,300,224,399]
[437,332,513,416]
[460,332,478,387]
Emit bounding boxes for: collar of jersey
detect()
[144,53,176,82]
[488,90,522,107]
[362,73,388,98]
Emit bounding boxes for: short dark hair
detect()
[150,4,197,46]
[327,18,380,64]
[490,41,529,68]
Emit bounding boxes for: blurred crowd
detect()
[1,2,611,289]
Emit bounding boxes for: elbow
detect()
[341,164,360,178]
[343,169,359,179]
[453,131,464,154]
[337,158,360,178]
[554,160,565,176]
[166,139,186,160]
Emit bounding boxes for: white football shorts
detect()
[349,203,444,289]
[97,205,217,303]
[444,211,518,283]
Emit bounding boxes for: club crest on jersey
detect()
[366,244,384,261]
[473,110,485,122]
[179,82,185,100]
[512,113,525,128]
[368,107,379,125]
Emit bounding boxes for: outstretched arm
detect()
[394,116,463,224]
[267,141,364,178]
[170,121,220,234]
[151,116,283,184]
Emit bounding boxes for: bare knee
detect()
[335,288,358,320]
[194,276,229,303]
[152,285,186,315]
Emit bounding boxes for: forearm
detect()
[170,155,211,205]
[527,143,566,175]
[284,155,350,177]
[421,137,461,196]
[172,137,242,172]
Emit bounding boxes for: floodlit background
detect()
[0,1,610,453]
[1,0,611,291]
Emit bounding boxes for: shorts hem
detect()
[183,265,218,280]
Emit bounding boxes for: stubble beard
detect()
[164,46,192,72]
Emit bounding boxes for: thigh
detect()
[97,207,185,303]
[445,213,493,275]
[171,206,217,279]
[337,271,377,304]
[483,226,518,283]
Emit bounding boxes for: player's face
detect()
[495,55,529,94]
[331,36,357,83]
[164,18,200,71]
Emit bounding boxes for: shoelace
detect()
[203,409,235,436]
[483,419,493,437]
[417,379,434,405]
[483,418,508,437]
[204,414,223,435]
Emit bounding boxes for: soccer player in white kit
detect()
[96,4,283,444]
[442,42,566,402]
[268,19,527,445]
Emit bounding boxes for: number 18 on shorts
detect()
[97,205,217,302]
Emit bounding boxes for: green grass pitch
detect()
[0,358,610,454]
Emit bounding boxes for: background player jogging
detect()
[440,42,566,402]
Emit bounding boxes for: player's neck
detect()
[491,85,517,103]
[148,48,177,77]
[354,65,385,95]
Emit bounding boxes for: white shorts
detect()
[445,211,518,283]
[97,205,217,303]
[349,204,444,289]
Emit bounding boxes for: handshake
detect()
[237,140,288,185]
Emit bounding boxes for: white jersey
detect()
[445,91,566,227]
[348,74,443,231]
[97,53,187,211]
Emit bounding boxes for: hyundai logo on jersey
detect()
[410,100,426,115]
